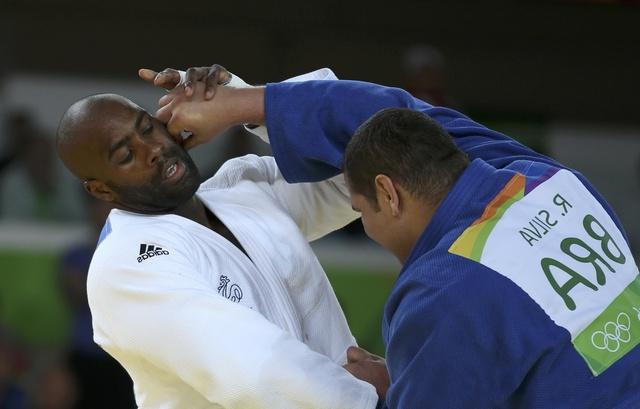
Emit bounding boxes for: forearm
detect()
[223,86,265,127]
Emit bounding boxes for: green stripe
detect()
[469,192,523,261]
[573,276,640,375]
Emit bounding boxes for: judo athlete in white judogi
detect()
[55,70,380,409]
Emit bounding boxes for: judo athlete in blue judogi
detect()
[151,69,640,409]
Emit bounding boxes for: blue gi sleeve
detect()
[264,79,626,237]
[264,80,560,183]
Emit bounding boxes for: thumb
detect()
[342,362,365,378]
[165,109,183,139]
[347,346,370,364]
[158,93,176,109]
[138,68,158,84]
[155,102,174,125]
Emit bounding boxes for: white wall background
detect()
[549,122,640,256]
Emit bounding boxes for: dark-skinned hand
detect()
[138,64,231,100]
[343,346,390,400]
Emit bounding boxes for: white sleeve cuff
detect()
[176,68,338,144]
[243,67,339,144]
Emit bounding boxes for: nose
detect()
[145,140,163,167]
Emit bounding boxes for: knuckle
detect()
[160,68,177,76]
[186,67,198,79]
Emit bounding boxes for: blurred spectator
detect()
[0,111,56,220]
[0,148,17,176]
[32,363,77,409]
[0,328,27,409]
[58,195,136,409]
[0,114,24,177]
[402,44,460,109]
[634,153,640,263]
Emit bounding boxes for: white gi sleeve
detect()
[213,154,358,242]
[88,236,377,409]
[197,68,355,241]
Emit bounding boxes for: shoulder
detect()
[89,211,196,284]
[201,155,278,190]
[95,210,182,250]
[87,217,203,328]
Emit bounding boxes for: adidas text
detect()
[138,244,170,263]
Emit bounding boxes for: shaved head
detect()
[57,94,139,179]
[56,94,201,213]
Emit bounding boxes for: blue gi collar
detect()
[400,158,514,273]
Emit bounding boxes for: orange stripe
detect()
[470,173,525,226]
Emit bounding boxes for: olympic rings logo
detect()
[591,313,631,353]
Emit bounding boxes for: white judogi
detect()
[88,155,377,409]
[88,134,377,405]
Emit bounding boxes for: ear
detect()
[374,174,401,217]
[83,180,116,202]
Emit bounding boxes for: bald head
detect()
[56,93,201,213]
[57,93,143,180]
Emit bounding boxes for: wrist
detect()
[226,86,265,126]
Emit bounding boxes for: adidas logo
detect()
[137,243,170,263]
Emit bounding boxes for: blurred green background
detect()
[0,246,396,355]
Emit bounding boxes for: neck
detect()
[393,193,445,265]
[172,196,209,227]
[395,167,469,264]
[118,195,208,224]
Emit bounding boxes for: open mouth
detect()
[164,159,185,183]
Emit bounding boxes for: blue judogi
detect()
[264,79,640,408]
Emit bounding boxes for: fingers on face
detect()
[182,135,198,150]
[155,103,174,124]
[156,87,184,120]
[158,93,176,108]
[165,113,198,149]
[151,64,225,150]
[166,111,183,139]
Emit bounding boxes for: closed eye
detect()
[142,122,154,135]
[119,149,133,165]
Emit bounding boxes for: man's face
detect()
[85,98,201,213]
[347,173,411,260]
[349,190,390,249]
